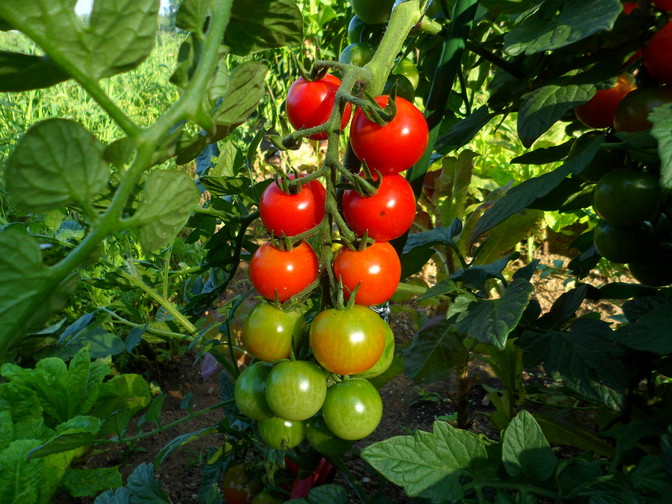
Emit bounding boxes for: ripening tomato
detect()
[249,242,319,302]
[242,302,306,362]
[234,362,275,420]
[343,174,416,242]
[259,177,325,237]
[222,464,263,504]
[622,2,640,14]
[309,305,386,375]
[613,86,672,132]
[333,241,401,306]
[286,74,352,141]
[350,95,429,174]
[574,73,636,128]
[321,379,383,441]
[257,417,306,450]
[653,0,672,11]
[356,321,395,379]
[264,360,327,421]
[644,22,672,85]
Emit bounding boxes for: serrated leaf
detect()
[404,318,468,383]
[0,0,160,80]
[504,0,622,56]
[200,176,251,197]
[455,278,534,349]
[451,254,519,292]
[630,455,672,496]
[517,83,595,147]
[502,410,557,481]
[125,463,171,503]
[175,0,212,33]
[614,300,672,354]
[520,318,626,410]
[214,62,268,127]
[303,484,348,504]
[0,51,69,91]
[650,103,672,190]
[434,151,477,229]
[473,210,541,265]
[62,466,123,497]
[404,220,463,254]
[225,0,303,56]
[535,412,614,457]
[134,170,199,251]
[361,421,488,497]
[5,119,109,213]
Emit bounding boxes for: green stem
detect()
[99,307,191,340]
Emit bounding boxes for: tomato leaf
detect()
[175,0,211,33]
[472,210,541,266]
[5,119,109,213]
[454,277,534,349]
[504,0,622,56]
[614,300,672,354]
[517,83,595,148]
[404,318,468,383]
[286,484,348,504]
[0,0,159,80]
[451,253,518,292]
[435,106,497,153]
[434,151,477,229]
[511,139,574,165]
[502,410,558,482]
[361,420,489,497]
[0,51,69,91]
[520,318,626,410]
[534,412,614,457]
[214,62,268,127]
[96,462,171,504]
[650,103,672,190]
[133,170,199,251]
[226,0,303,56]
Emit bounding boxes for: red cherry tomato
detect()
[259,177,326,237]
[342,173,416,242]
[574,74,636,128]
[349,95,429,175]
[249,242,319,302]
[333,241,401,306]
[644,22,672,85]
[286,74,352,141]
[653,0,672,11]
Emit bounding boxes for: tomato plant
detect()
[339,42,376,67]
[356,321,395,379]
[628,249,672,286]
[250,490,282,504]
[286,74,352,141]
[592,221,653,263]
[249,242,319,302]
[348,14,385,44]
[574,73,636,128]
[222,464,263,504]
[242,302,306,362]
[309,305,386,375]
[264,360,327,421]
[234,362,275,420]
[321,379,383,441]
[592,168,662,226]
[305,415,354,456]
[259,178,325,237]
[257,417,306,450]
[343,174,416,242]
[351,0,396,25]
[350,95,429,174]
[644,22,672,85]
[333,241,401,306]
[393,58,420,89]
[613,86,672,132]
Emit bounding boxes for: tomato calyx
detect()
[355,91,398,126]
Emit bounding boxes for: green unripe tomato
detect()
[339,42,375,67]
[383,74,415,102]
[305,415,354,456]
[265,360,327,421]
[242,302,306,362]
[593,220,654,264]
[257,417,306,450]
[322,379,383,441]
[351,0,396,25]
[393,59,420,89]
[251,490,283,504]
[592,169,662,226]
[234,362,275,420]
[577,147,624,182]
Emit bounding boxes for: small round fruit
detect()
[592,169,662,226]
[645,22,672,85]
[593,221,654,263]
[321,379,383,441]
[234,362,275,420]
[222,464,263,504]
[350,95,429,174]
[249,242,319,302]
[351,0,396,25]
[356,321,395,379]
[343,173,416,242]
[265,361,327,421]
[613,86,672,132]
[306,415,354,456]
[333,241,401,306]
[257,417,306,450]
[339,42,375,67]
[259,178,325,237]
[286,74,352,141]
[653,0,672,10]
[251,490,283,504]
[574,73,636,128]
[383,74,415,102]
[393,58,420,89]
[309,306,386,375]
[242,302,306,362]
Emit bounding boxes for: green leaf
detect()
[504,0,622,56]
[214,62,268,127]
[175,0,211,33]
[134,170,200,251]
[517,83,595,148]
[520,318,626,410]
[90,373,152,419]
[155,426,219,466]
[404,319,468,383]
[614,300,672,354]
[226,0,303,56]
[502,410,557,482]
[200,176,251,197]
[361,420,489,497]
[451,253,518,292]
[5,119,109,213]
[125,462,171,503]
[455,278,534,349]
[29,431,97,459]
[511,140,574,164]
[0,51,69,91]
[473,210,541,265]
[404,220,463,254]
[434,151,477,229]
[650,103,672,190]
[62,466,123,497]
[630,455,672,496]
[435,106,496,153]
[0,383,50,442]
[0,0,160,80]
[289,484,348,504]
[471,134,602,241]
[0,439,43,504]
